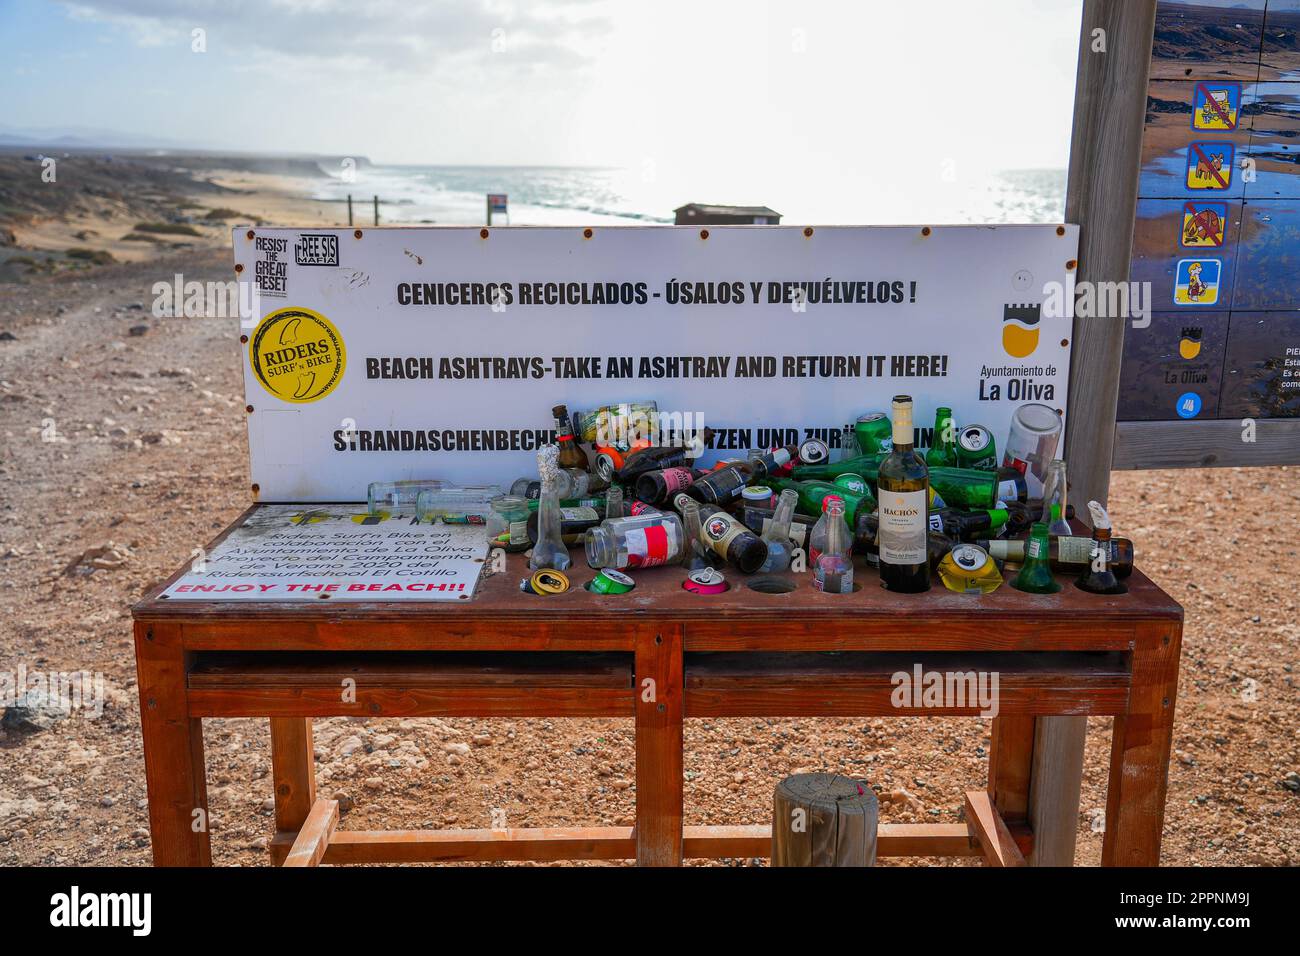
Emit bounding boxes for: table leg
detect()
[989,716,1035,821]
[269,718,316,865]
[134,622,211,866]
[634,625,683,866]
[1103,620,1182,866]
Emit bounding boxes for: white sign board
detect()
[161,506,488,601]
[236,225,1078,501]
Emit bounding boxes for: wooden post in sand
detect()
[771,773,878,866]
[347,194,353,227]
[373,195,379,226]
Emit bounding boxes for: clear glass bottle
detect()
[486,495,530,553]
[510,468,594,501]
[367,479,447,514]
[1040,459,1072,535]
[677,496,716,570]
[877,395,931,593]
[584,513,684,570]
[605,484,624,520]
[813,497,854,594]
[529,445,571,572]
[758,488,798,573]
[414,485,503,523]
[808,493,842,567]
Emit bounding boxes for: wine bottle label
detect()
[1027,536,1047,559]
[624,523,677,568]
[878,488,927,565]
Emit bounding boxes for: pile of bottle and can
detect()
[365,396,1134,599]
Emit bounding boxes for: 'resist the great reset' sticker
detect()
[249,306,347,403]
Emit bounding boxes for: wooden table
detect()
[131,505,1183,867]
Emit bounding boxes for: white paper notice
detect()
[161,505,488,601]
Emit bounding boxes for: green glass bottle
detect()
[925,406,958,468]
[790,453,886,482]
[1010,522,1061,594]
[928,466,1028,508]
[763,476,876,527]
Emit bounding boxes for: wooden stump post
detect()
[771,773,878,867]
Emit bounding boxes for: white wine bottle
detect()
[877,395,931,593]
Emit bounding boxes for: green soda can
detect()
[954,423,998,471]
[853,412,893,455]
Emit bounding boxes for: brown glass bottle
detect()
[552,404,589,472]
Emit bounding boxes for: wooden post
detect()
[771,773,878,867]
[1037,0,1157,868]
[634,625,683,866]
[268,717,316,863]
[1063,0,1155,510]
[134,622,211,866]
[373,195,379,227]
[347,194,353,227]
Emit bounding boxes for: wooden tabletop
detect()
[132,505,1182,653]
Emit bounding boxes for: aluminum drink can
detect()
[954,424,997,471]
[854,412,893,454]
[797,438,830,466]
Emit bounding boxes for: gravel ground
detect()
[0,249,1296,866]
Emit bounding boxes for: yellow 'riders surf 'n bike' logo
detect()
[249,306,346,403]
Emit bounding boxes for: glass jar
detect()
[486,495,530,552]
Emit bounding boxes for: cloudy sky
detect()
[2,0,1082,174]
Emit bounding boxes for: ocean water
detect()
[306,163,1066,227]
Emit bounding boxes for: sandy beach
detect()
[0,150,341,279]
[0,151,1296,867]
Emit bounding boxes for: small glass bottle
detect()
[415,485,503,524]
[1075,500,1127,595]
[1010,521,1061,594]
[925,406,958,468]
[813,497,854,594]
[553,403,590,471]
[758,488,797,573]
[606,484,624,520]
[808,494,842,566]
[585,513,684,570]
[1040,459,1072,536]
[486,495,530,553]
[677,496,716,570]
[510,469,594,501]
[529,445,571,572]
[367,479,446,514]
